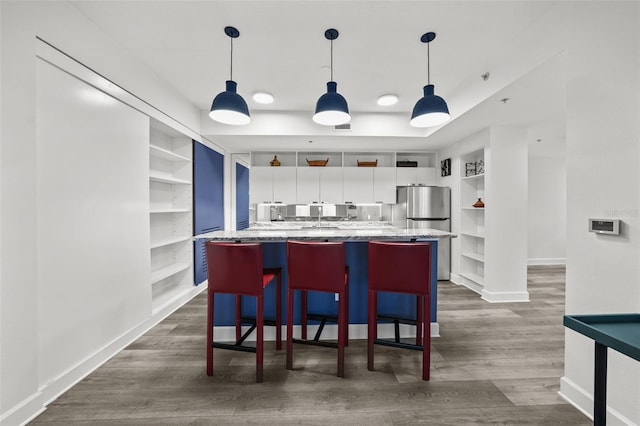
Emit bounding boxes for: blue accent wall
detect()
[193,141,224,285]
[235,163,250,230]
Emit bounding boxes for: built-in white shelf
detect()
[460,232,485,239]
[150,236,192,249]
[149,120,193,313]
[150,208,190,214]
[459,148,486,293]
[461,252,485,262]
[461,173,485,181]
[149,171,191,185]
[460,272,484,292]
[150,262,191,284]
[150,144,190,162]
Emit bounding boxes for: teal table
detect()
[563,314,640,426]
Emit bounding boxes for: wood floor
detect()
[31,265,590,425]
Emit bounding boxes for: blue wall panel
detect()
[235,163,250,230]
[193,141,224,285]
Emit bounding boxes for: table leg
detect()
[594,342,607,426]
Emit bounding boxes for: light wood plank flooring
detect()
[31,265,590,425]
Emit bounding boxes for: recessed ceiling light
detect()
[377,94,398,106]
[253,92,274,104]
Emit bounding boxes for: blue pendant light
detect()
[313,29,351,126]
[410,32,450,128]
[209,26,251,126]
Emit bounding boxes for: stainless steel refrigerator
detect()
[393,185,451,280]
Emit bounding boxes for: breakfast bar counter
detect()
[195,221,455,242]
[196,222,456,336]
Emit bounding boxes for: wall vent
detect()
[333,123,351,132]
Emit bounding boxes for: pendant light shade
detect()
[410,32,450,128]
[209,26,251,126]
[313,29,351,126]
[410,84,450,127]
[313,81,351,126]
[209,80,251,125]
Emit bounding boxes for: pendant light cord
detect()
[427,41,430,85]
[330,38,334,81]
[229,36,234,81]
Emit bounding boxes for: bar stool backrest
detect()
[287,240,346,292]
[206,242,264,296]
[368,241,432,295]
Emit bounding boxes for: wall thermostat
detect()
[588,219,621,235]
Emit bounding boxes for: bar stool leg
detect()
[422,293,431,381]
[275,273,282,350]
[256,295,264,383]
[344,283,349,347]
[416,296,423,346]
[286,288,294,370]
[301,290,308,340]
[207,291,214,376]
[337,289,345,378]
[235,295,242,343]
[367,289,376,371]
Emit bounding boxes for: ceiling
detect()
[70,0,566,157]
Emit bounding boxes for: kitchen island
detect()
[196,222,455,339]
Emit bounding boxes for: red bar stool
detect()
[286,240,349,378]
[367,241,432,381]
[205,242,282,383]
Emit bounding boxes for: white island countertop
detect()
[195,221,456,241]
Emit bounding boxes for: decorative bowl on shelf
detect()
[357,159,378,167]
[269,155,281,166]
[473,198,485,208]
[306,158,329,167]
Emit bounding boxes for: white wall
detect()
[528,157,566,264]
[0,2,206,424]
[483,126,528,302]
[36,58,151,391]
[561,3,640,424]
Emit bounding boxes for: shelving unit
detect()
[459,148,485,293]
[149,121,193,313]
[249,150,437,205]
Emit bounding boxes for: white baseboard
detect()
[528,257,566,265]
[449,273,462,285]
[559,376,637,425]
[2,284,206,426]
[480,289,529,303]
[0,391,45,426]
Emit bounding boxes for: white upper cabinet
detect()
[396,152,437,186]
[250,152,297,204]
[250,150,436,204]
[373,167,397,203]
[343,168,373,203]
